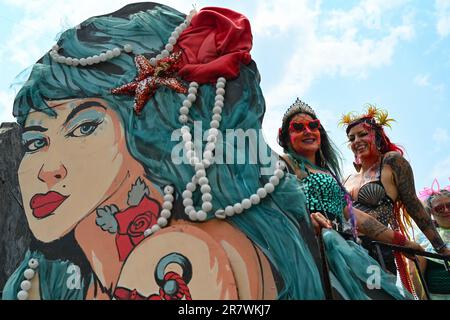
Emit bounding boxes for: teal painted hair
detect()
[12,3,325,299]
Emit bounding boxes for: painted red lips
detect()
[30,191,68,219]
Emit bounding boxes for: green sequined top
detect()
[301,172,346,223]
[285,153,346,223]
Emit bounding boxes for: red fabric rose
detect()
[114,196,161,261]
[176,7,253,83]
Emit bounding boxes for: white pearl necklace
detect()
[50,9,198,67]
[142,75,287,237]
[50,44,134,66]
[17,258,39,300]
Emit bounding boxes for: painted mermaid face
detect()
[18,98,138,242]
[288,113,321,157]
[347,123,378,160]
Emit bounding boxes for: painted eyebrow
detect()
[23,126,48,133]
[63,101,107,126]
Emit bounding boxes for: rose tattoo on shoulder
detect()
[95,177,163,261]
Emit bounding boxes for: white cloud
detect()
[252,0,320,36]
[435,0,450,37]
[432,128,450,145]
[0,90,16,123]
[254,1,417,177]
[325,0,410,32]
[252,0,415,111]
[413,73,446,93]
[414,74,431,87]
[430,156,450,184]
[0,0,193,68]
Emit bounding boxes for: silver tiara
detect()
[282,98,316,124]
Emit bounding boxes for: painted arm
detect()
[312,206,423,251]
[342,206,423,252]
[383,152,448,254]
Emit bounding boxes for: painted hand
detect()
[310,212,332,235]
[437,247,450,256]
[403,240,425,260]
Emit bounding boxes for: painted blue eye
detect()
[69,120,102,137]
[24,138,48,152]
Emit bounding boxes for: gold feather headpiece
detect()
[338,104,396,130]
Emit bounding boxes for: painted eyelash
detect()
[65,118,104,137]
[22,137,48,153]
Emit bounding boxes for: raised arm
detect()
[383,152,448,254]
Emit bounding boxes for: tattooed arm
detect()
[343,206,424,252]
[383,152,448,253]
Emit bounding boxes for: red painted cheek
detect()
[289,131,321,151]
[289,133,296,147]
[315,133,321,145]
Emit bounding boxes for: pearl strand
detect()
[215,160,286,219]
[149,9,197,66]
[50,44,134,66]
[143,185,175,238]
[178,77,226,221]
[50,9,198,67]
[178,77,287,222]
[141,76,287,237]
[17,258,39,300]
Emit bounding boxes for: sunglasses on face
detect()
[432,202,450,215]
[289,119,321,132]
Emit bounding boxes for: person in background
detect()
[409,184,450,300]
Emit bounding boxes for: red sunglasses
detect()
[289,119,321,132]
[432,202,450,215]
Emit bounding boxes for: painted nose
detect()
[37,163,67,189]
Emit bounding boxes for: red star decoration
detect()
[111,52,187,115]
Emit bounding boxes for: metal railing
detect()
[372,241,450,300]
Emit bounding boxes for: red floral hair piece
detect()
[176,7,252,84]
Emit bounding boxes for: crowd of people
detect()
[1,2,448,300]
[278,98,450,299]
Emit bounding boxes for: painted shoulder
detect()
[116,223,239,300]
[382,151,405,165]
[116,221,277,300]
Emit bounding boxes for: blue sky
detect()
[0,0,449,193]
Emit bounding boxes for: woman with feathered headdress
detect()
[340,104,450,295]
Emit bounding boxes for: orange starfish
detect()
[111,52,187,114]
